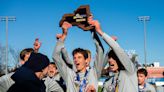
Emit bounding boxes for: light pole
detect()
[0,16,16,74]
[138,16,150,68]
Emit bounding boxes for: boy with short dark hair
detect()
[137,68,156,92]
[43,62,66,92]
[53,22,98,92]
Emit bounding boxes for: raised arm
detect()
[90,30,105,78]
[101,33,135,74]
[102,36,117,68]
[89,19,135,74]
[52,40,68,81]
[60,22,76,70]
[52,22,72,80]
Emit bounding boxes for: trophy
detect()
[59,5,94,31]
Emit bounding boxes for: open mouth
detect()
[75,63,80,66]
[110,64,114,67]
[109,64,115,70]
[50,71,54,73]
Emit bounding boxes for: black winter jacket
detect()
[7,66,46,92]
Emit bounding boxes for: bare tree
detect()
[0,44,6,75]
[8,47,19,73]
[0,44,19,76]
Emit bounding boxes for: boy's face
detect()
[108,57,118,72]
[47,64,57,77]
[137,73,147,85]
[73,53,87,72]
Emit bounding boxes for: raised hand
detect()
[87,15,103,36]
[33,38,41,53]
[56,22,72,41]
[61,21,72,35]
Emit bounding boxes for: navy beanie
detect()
[23,52,50,72]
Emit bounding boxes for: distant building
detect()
[146,66,164,87]
[153,62,160,67]
[147,67,164,78]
